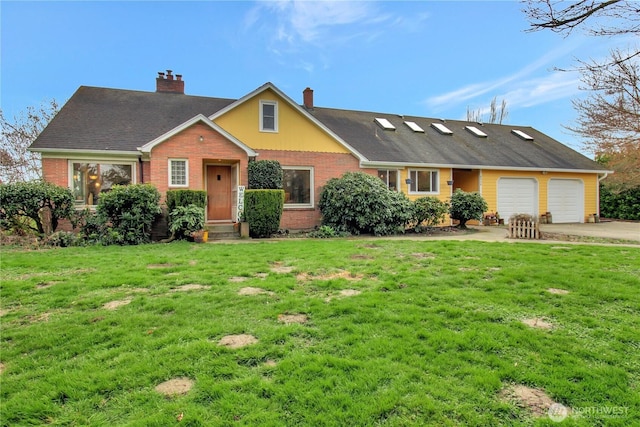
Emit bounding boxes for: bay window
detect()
[71,162,133,206]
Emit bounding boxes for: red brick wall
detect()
[149,123,249,201]
[257,150,367,230]
[42,158,68,187]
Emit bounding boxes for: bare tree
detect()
[523,0,640,188]
[466,96,509,124]
[0,100,58,183]
[570,49,640,188]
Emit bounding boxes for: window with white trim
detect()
[169,159,188,187]
[71,161,134,206]
[283,167,313,207]
[260,100,278,132]
[409,170,439,194]
[378,169,399,191]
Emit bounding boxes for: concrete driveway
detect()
[460,221,640,244]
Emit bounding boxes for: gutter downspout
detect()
[597,173,609,217]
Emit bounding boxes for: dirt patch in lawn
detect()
[238,287,274,296]
[350,254,374,260]
[218,334,258,349]
[102,298,132,311]
[325,288,362,302]
[0,362,5,375]
[154,378,194,396]
[0,309,8,317]
[500,384,566,418]
[263,359,277,367]
[270,262,295,274]
[547,288,570,295]
[36,281,62,289]
[278,313,308,324]
[169,284,209,292]
[297,270,364,282]
[229,277,249,283]
[412,252,436,259]
[522,317,554,330]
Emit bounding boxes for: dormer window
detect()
[260,100,278,132]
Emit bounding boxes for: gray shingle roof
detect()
[30,86,234,152]
[308,107,605,171]
[31,85,605,172]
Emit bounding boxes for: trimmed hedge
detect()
[600,184,640,220]
[244,189,284,238]
[449,189,488,229]
[166,190,206,212]
[248,160,283,190]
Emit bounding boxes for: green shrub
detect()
[318,172,413,236]
[248,160,283,189]
[96,184,161,245]
[412,196,449,228]
[600,184,640,220]
[244,190,284,238]
[169,205,205,240]
[449,189,488,229]
[166,190,206,213]
[0,181,74,235]
[308,225,350,238]
[45,231,79,247]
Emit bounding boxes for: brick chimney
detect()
[156,69,184,94]
[303,87,314,109]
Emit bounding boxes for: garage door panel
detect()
[548,179,583,223]
[497,178,537,221]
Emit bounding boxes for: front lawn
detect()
[1,240,638,426]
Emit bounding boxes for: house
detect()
[30,70,611,231]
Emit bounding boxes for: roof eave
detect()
[360,160,612,174]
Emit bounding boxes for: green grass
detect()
[1,239,638,426]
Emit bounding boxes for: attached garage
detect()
[548,179,584,223]
[497,178,538,221]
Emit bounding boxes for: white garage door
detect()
[548,179,584,223]
[497,178,537,221]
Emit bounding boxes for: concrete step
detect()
[206,223,239,240]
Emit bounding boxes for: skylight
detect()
[512,129,534,141]
[465,125,488,138]
[375,118,396,130]
[404,121,424,133]
[431,123,453,135]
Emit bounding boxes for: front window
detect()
[71,162,133,206]
[378,169,399,191]
[260,100,278,132]
[409,170,439,194]
[283,167,313,207]
[169,159,188,187]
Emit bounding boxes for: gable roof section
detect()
[210,82,368,162]
[138,114,257,156]
[30,86,235,153]
[309,108,610,173]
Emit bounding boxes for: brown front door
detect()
[207,165,232,221]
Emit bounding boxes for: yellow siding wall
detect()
[481,170,599,221]
[214,89,351,154]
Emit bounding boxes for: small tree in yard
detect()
[412,196,449,229]
[0,181,74,235]
[449,189,488,229]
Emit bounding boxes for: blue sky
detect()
[1,1,623,155]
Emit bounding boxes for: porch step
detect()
[206,224,239,240]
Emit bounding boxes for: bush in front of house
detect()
[168,204,205,240]
[0,180,75,235]
[244,189,284,238]
[412,196,449,230]
[319,172,413,236]
[600,184,640,220]
[248,160,283,189]
[95,184,161,245]
[449,189,488,229]
[166,189,207,212]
